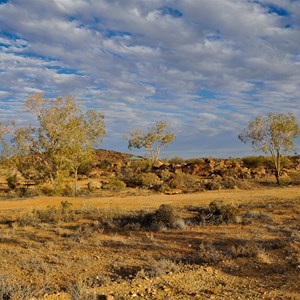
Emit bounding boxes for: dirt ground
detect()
[1,185,300,211]
[0,186,299,299]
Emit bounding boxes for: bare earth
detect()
[0,186,299,299]
[1,186,299,211]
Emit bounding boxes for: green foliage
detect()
[97,159,111,171]
[170,171,198,191]
[150,204,185,231]
[130,159,152,173]
[109,177,126,191]
[179,172,198,190]
[239,112,299,184]
[168,156,185,164]
[135,172,161,188]
[126,121,175,161]
[6,174,18,190]
[242,156,292,169]
[1,94,105,194]
[242,156,272,168]
[184,158,204,164]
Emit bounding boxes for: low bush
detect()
[169,172,198,191]
[146,204,186,231]
[231,242,264,258]
[186,242,225,265]
[15,201,76,226]
[110,204,185,232]
[143,258,182,277]
[205,180,222,191]
[135,172,162,188]
[242,156,292,169]
[130,159,153,173]
[0,275,35,299]
[168,156,185,164]
[6,174,18,190]
[193,201,239,225]
[109,177,126,191]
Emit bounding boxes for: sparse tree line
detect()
[0,94,175,195]
[0,94,299,196]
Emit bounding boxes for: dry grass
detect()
[0,187,299,299]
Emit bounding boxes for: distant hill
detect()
[94,149,136,162]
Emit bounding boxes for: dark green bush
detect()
[6,174,18,190]
[96,159,111,171]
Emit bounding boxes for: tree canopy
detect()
[1,94,105,194]
[238,112,299,184]
[127,121,176,161]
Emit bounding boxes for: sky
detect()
[0,0,300,159]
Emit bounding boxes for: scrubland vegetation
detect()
[0,95,300,299]
[0,191,299,299]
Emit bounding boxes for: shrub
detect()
[231,242,264,258]
[184,158,204,164]
[77,162,93,176]
[222,177,238,189]
[242,156,271,168]
[205,180,222,190]
[168,156,185,164]
[0,275,35,299]
[130,159,152,173]
[144,259,182,277]
[109,177,126,191]
[6,174,18,190]
[169,172,197,191]
[15,201,76,226]
[96,159,112,171]
[143,204,186,231]
[242,156,292,169]
[67,278,98,300]
[186,243,224,265]
[110,205,185,232]
[18,187,43,198]
[15,211,40,226]
[135,172,161,188]
[159,169,173,181]
[194,201,239,225]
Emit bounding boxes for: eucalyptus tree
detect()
[127,121,176,161]
[238,113,299,185]
[1,94,105,194]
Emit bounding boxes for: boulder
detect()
[152,160,164,168]
[88,181,102,191]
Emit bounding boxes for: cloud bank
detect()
[0,0,299,157]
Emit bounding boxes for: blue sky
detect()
[0,0,300,158]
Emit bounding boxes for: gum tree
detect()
[127,121,176,161]
[238,112,299,185]
[2,94,105,194]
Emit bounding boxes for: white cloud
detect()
[0,0,299,157]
